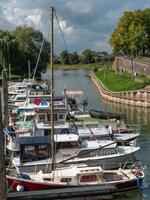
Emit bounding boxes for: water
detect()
[42,69,150,200]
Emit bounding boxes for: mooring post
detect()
[2,68,8,127]
[0,92,7,200]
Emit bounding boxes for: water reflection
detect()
[42,69,150,200]
[103,100,150,127]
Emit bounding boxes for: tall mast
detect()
[50,7,55,172]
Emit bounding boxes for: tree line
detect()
[0,26,50,77]
[0,26,113,77]
[109,8,150,57]
[55,49,113,65]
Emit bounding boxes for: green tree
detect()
[81,49,93,64]
[13,25,50,77]
[60,50,70,64]
[109,9,150,56]
[0,30,19,70]
[70,52,79,64]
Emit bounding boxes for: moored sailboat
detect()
[7,163,144,192]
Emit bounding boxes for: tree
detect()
[13,26,50,77]
[81,49,93,64]
[109,9,150,56]
[70,52,79,64]
[60,50,70,64]
[0,30,19,70]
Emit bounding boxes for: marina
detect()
[0,2,149,200]
[0,68,148,199]
[44,69,150,200]
[1,68,148,199]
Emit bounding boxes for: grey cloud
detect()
[1,0,149,53]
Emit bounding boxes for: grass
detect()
[136,74,150,84]
[53,61,113,70]
[95,70,146,92]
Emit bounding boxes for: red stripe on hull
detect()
[7,177,66,192]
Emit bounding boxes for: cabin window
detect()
[44,129,51,136]
[60,178,72,183]
[60,128,70,134]
[16,97,26,101]
[25,116,33,121]
[80,175,98,182]
[23,145,37,161]
[96,135,110,140]
[78,150,97,158]
[43,178,53,181]
[18,87,24,90]
[59,142,77,149]
[59,114,64,120]
[21,144,51,163]
[98,148,117,156]
[39,114,46,120]
[38,145,50,160]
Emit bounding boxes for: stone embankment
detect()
[112,56,150,77]
[91,73,150,108]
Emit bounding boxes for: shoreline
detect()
[91,73,150,108]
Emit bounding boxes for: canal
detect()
[42,69,150,200]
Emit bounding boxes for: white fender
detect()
[16,184,24,192]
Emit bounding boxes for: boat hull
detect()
[12,151,136,173]
[7,176,143,193]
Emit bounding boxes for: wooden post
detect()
[2,69,8,126]
[131,57,134,80]
[0,92,7,200]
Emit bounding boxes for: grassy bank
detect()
[95,70,146,92]
[53,61,113,70]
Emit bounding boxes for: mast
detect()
[50,7,55,172]
[28,60,31,79]
[0,92,7,199]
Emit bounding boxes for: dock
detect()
[7,185,116,200]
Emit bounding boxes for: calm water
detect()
[42,69,150,200]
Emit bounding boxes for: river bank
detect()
[52,61,112,70]
[91,73,150,108]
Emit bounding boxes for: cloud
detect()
[0,0,149,53]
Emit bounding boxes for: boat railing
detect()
[114,123,141,134]
[125,124,141,134]
[122,161,144,170]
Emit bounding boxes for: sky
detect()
[0,0,149,53]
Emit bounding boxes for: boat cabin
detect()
[35,122,77,136]
[19,134,80,163]
[20,136,51,163]
[54,134,81,150]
